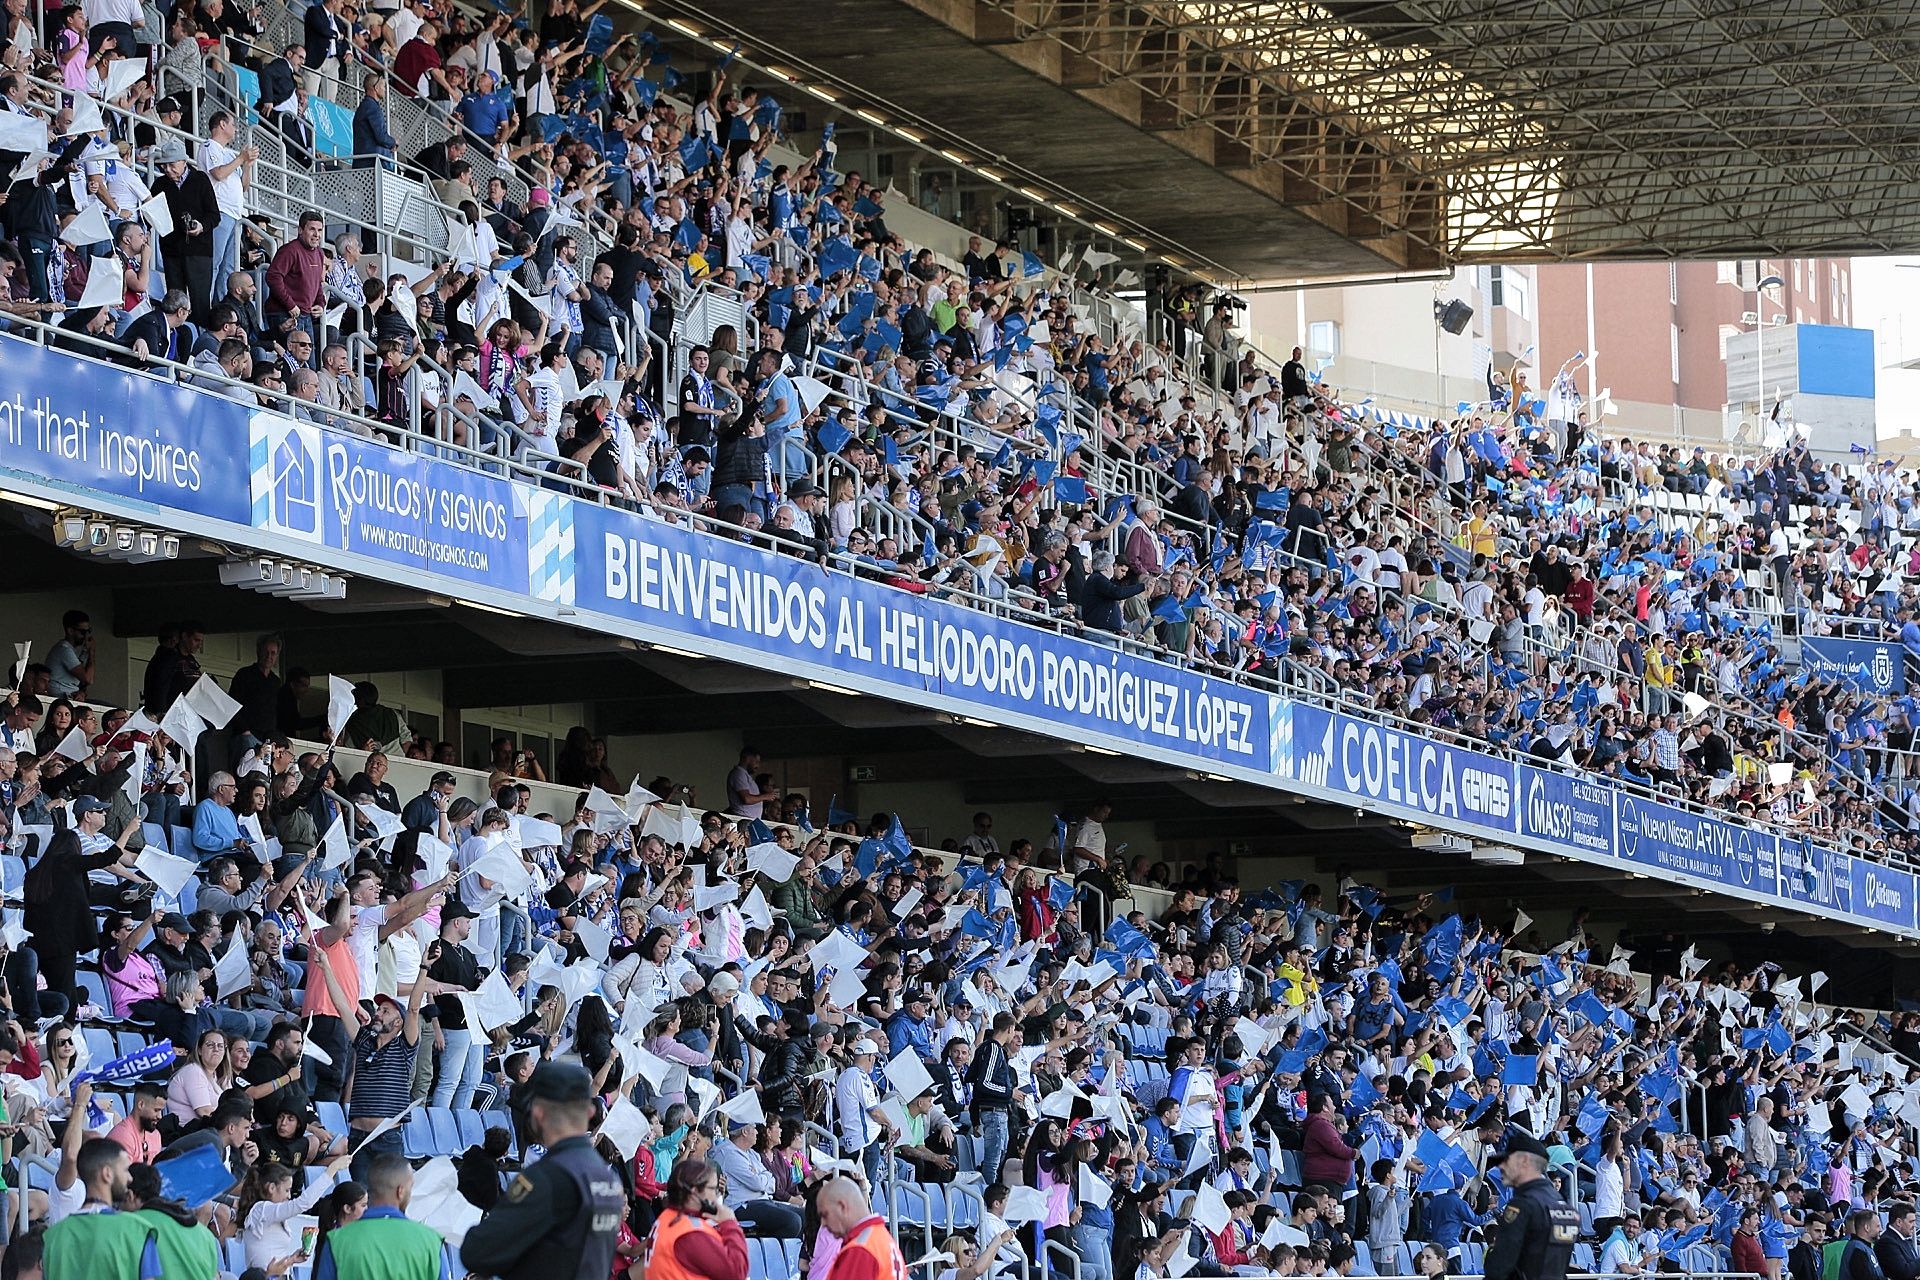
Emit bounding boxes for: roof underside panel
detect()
[666,0,1920,274]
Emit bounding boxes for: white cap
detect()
[851,1038,880,1057]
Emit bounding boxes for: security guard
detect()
[1482,1131,1580,1280]
[461,1062,626,1280]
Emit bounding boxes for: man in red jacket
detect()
[1300,1091,1358,1189]
[264,210,327,345]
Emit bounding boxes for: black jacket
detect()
[1877,1232,1920,1280]
[22,827,122,951]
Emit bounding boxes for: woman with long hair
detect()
[166,1028,231,1123]
[314,1179,367,1253]
[644,1158,747,1280]
[237,1152,352,1270]
[98,908,163,1019]
[39,1023,80,1120]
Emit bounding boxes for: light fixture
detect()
[805,680,862,697]
[938,149,968,165]
[55,514,86,546]
[86,520,110,548]
[0,490,61,513]
[664,17,702,36]
[1018,187,1046,201]
[461,600,526,619]
[649,643,706,660]
[1083,745,1122,756]
[855,108,887,127]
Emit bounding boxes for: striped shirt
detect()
[347,1026,416,1122]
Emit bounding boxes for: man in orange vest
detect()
[818,1176,904,1280]
[643,1157,748,1280]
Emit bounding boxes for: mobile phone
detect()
[301,1226,317,1257]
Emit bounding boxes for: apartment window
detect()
[1488,266,1504,308]
[1793,260,1802,293]
[1670,324,1680,384]
[1668,263,1678,305]
[1307,320,1341,356]
[1717,261,1737,285]
[1718,324,1741,359]
[1493,267,1530,319]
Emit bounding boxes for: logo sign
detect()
[1800,636,1905,693]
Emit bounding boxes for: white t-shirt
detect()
[1073,818,1106,869]
[727,764,761,819]
[348,903,389,997]
[199,138,245,219]
[46,1177,88,1226]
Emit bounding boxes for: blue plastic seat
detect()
[401,1108,437,1159]
[81,1026,117,1065]
[1352,1241,1376,1276]
[425,1107,462,1156]
[141,823,170,855]
[316,1101,347,1135]
[485,1109,518,1156]
[76,969,109,1010]
[170,828,194,861]
[455,1109,489,1151]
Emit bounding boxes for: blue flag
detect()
[157,1143,241,1210]
[816,421,853,457]
[1054,475,1090,505]
[883,814,912,859]
[1047,877,1075,912]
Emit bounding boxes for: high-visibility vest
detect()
[645,1208,720,1280]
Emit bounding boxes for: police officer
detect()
[1482,1131,1580,1280]
[461,1062,626,1280]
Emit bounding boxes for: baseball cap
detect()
[850,1037,880,1057]
[525,1061,593,1103]
[71,795,111,814]
[158,912,191,934]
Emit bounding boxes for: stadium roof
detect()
[640,0,1920,280]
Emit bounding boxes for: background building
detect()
[1246,267,1541,422]
[1534,259,1856,442]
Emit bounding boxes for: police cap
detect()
[525,1061,594,1104]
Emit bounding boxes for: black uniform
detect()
[461,1062,624,1280]
[461,1132,625,1280]
[1482,1177,1580,1280]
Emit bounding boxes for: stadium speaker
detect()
[1435,299,1473,334]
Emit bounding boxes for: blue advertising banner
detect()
[0,340,251,522]
[1615,793,1777,894]
[1799,636,1905,693]
[555,502,1272,772]
[1516,764,1615,857]
[1849,853,1919,932]
[247,415,529,595]
[1279,702,1515,835]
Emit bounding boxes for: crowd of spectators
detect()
[0,652,1918,1280]
[6,9,1920,1276]
[0,0,1916,874]
[6,0,1919,881]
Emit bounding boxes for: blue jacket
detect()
[353,96,396,165]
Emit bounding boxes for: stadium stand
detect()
[1,0,1919,1277]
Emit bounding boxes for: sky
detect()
[1849,255,1920,444]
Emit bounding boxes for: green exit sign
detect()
[851,766,876,782]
